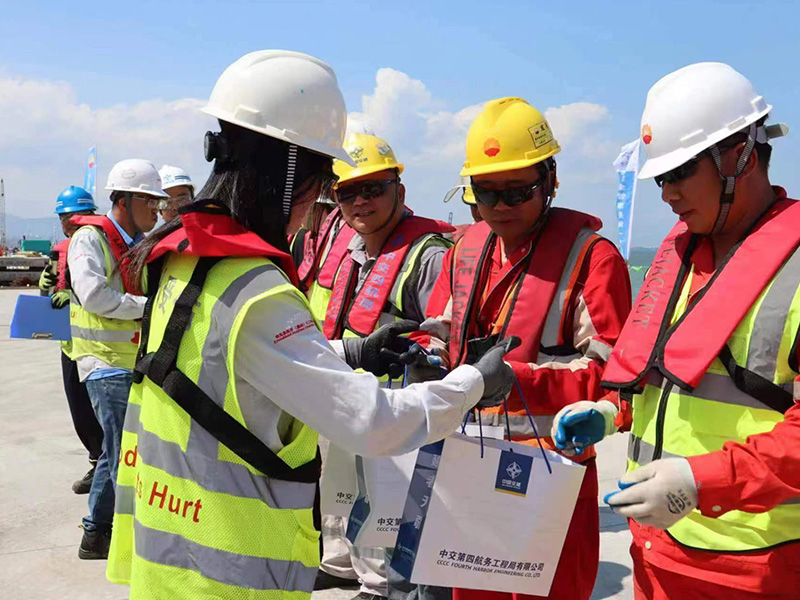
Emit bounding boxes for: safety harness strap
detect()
[718,344,794,414]
[135,256,321,483]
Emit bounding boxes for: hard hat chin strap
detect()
[282,144,298,222]
[708,123,758,235]
[524,159,557,237]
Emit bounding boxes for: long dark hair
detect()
[127,121,332,288]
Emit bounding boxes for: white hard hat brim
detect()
[202,106,354,165]
[105,185,170,198]
[161,182,196,193]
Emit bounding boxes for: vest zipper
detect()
[653,380,673,461]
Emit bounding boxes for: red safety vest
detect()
[69,215,137,293]
[315,218,357,293]
[449,208,602,366]
[603,192,800,392]
[53,238,70,292]
[323,215,454,339]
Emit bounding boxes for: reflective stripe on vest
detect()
[450,210,606,456]
[69,226,140,369]
[627,244,800,552]
[107,253,319,597]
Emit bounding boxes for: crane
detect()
[0,178,6,254]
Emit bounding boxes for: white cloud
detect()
[0,75,214,220]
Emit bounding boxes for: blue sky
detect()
[2,0,798,247]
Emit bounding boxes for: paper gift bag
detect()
[390,434,585,596]
[320,442,358,518]
[346,450,419,548]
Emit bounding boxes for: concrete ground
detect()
[0,287,633,599]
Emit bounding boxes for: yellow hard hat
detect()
[460,97,561,177]
[333,133,404,187]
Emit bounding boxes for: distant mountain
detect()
[5,213,63,246]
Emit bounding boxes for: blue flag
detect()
[612,139,640,261]
[84,146,97,199]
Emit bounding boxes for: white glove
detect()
[605,458,698,530]
[551,400,618,456]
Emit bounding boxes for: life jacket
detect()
[52,238,70,292]
[603,191,800,552]
[296,207,344,289]
[68,215,137,293]
[449,208,607,457]
[144,204,298,285]
[307,216,358,321]
[450,208,602,366]
[322,215,454,339]
[603,194,800,392]
[108,202,320,594]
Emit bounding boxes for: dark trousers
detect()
[61,351,103,462]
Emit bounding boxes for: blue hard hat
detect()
[55,186,97,215]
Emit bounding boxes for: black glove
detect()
[360,319,420,378]
[471,335,521,408]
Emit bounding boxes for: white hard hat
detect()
[159,165,195,193]
[638,62,776,180]
[106,159,168,197]
[203,50,350,163]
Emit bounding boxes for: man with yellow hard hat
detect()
[318,132,454,600]
[424,97,632,600]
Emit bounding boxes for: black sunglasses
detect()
[336,179,397,204]
[654,155,705,188]
[471,177,547,208]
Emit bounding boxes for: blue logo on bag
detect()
[494,451,533,496]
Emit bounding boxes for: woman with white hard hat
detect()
[106,50,518,599]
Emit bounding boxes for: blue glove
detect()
[551,400,618,456]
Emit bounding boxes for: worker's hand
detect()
[471,336,521,408]
[604,458,698,530]
[552,400,618,456]
[361,319,419,378]
[51,290,70,309]
[38,267,57,291]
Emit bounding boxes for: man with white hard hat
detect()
[67,158,166,560]
[553,62,799,599]
[158,165,195,221]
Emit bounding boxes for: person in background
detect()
[424,97,632,600]
[158,165,194,222]
[67,158,166,559]
[39,185,104,495]
[558,62,800,600]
